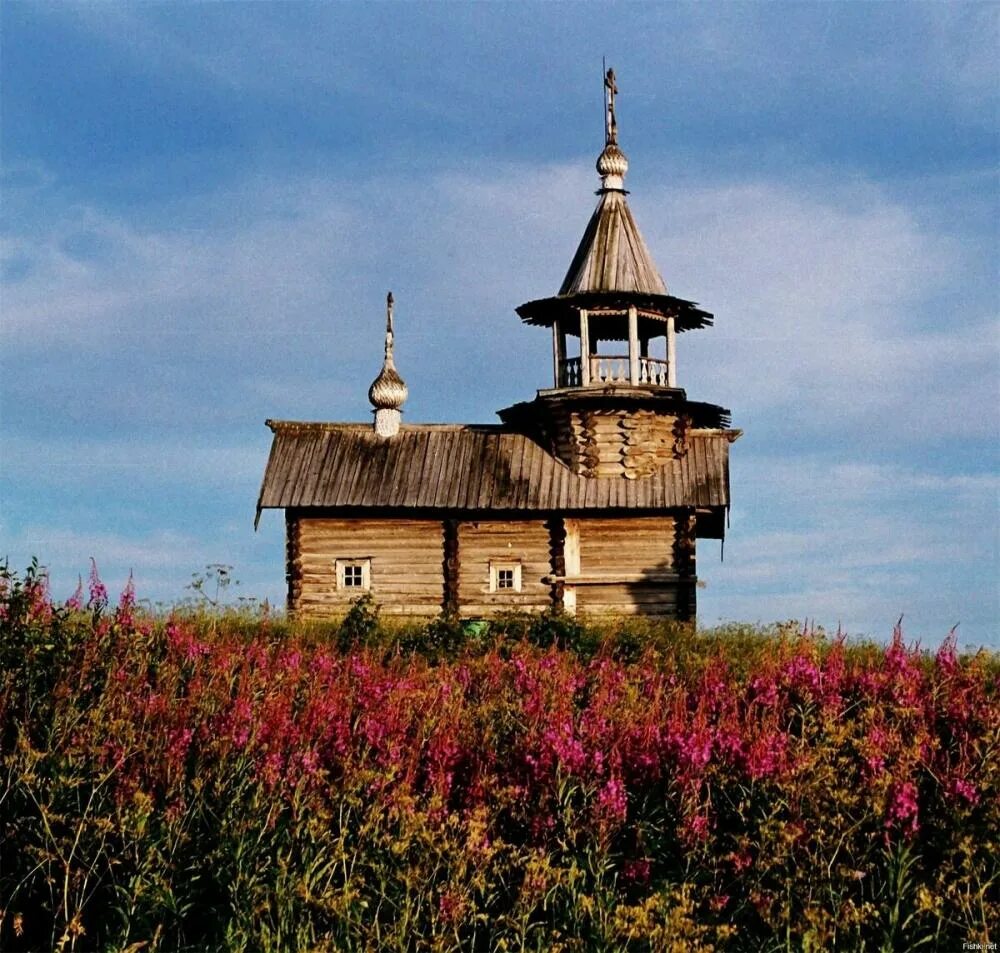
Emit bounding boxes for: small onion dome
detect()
[369,292,408,437]
[597,141,629,181]
[368,362,408,411]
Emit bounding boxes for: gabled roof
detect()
[560,188,668,297]
[256,421,734,526]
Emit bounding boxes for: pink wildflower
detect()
[730,850,753,872]
[679,810,711,846]
[116,572,136,626]
[438,889,464,926]
[864,726,889,778]
[949,777,979,806]
[597,776,628,824]
[886,779,919,836]
[710,894,730,913]
[935,628,959,676]
[66,576,84,611]
[622,857,651,886]
[88,558,108,609]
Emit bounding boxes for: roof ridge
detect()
[266,419,506,434]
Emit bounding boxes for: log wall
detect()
[293,517,445,617]
[285,513,698,621]
[457,520,552,616]
[575,515,680,617]
[547,407,689,478]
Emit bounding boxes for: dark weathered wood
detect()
[285,510,301,615]
[547,516,566,611]
[673,509,697,622]
[443,519,459,616]
[558,189,667,298]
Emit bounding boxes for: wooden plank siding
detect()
[457,520,552,617]
[294,517,445,618]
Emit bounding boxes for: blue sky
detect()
[2,3,997,647]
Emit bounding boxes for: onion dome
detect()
[596,141,629,186]
[368,363,407,412]
[369,292,408,437]
[368,362,408,411]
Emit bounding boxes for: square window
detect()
[489,561,522,593]
[336,559,371,591]
[343,565,364,587]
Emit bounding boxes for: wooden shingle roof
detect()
[256,421,734,526]
[560,189,667,297]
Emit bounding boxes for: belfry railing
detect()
[559,357,582,387]
[558,356,671,388]
[638,356,670,386]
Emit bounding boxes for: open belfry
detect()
[257,70,740,619]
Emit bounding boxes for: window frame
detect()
[335,558,372,591]
[489,560,522,593]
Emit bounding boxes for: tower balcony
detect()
[558,355,672,389]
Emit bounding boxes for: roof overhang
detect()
[255,421,735,528]
[515,292,714,331]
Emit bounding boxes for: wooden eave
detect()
[515,292,714,331]
[256,421,736,528]
[498,390,732,431]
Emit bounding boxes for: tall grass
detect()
[1,561,996,951]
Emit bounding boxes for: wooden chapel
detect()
[256,70,740,620]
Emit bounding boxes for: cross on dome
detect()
[597,66,628,191]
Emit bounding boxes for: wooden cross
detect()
[384,291,395,361]
[605,67,618,145]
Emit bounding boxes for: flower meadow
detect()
[1,563,997,952]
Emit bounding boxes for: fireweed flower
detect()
[949,777,980,806]
[886,779,920,836]
[66,575,84,611]
[622,857,651,886]
[597,776,628,825]
[88,557,108,608]
[2,565,996,951]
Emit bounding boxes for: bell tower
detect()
[499,68,731,479]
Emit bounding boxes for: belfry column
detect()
[666,315,677,388]
[552,319,565,386]
[628,305,639,385]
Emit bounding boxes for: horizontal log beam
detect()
[541,572,680,585]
